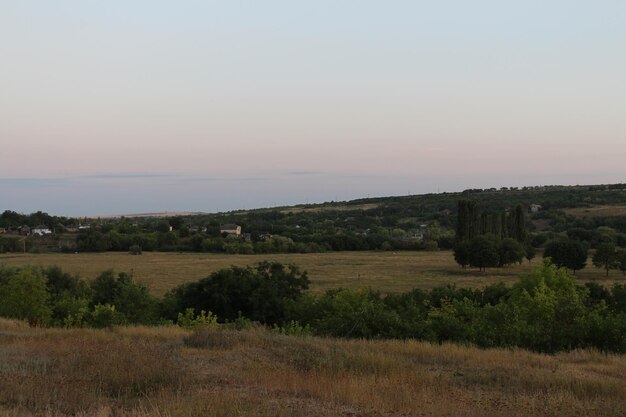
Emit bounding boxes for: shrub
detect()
[129,244,142,255]
[88,304,120,328]
[0,266,51,326]
[177,308,218,329]
[273,320,312,337]
[90,270,158,324]
[167,262,309,324]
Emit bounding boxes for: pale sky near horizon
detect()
[1,1,625,216]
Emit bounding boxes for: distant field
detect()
[562,205,626,218]
[1,251,623,296]
[279,203,380,214]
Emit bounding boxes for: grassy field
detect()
[1,318,625,417]
[562,205,626,218]
[0,251,623,296]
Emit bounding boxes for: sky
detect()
[1,1,625,216]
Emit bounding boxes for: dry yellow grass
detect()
[1,251,623,296]
[1,320,625,417]
[279,203,380,214]
[562,205,626,218]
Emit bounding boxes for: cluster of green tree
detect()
[2,261,626,353]
[453,235,533,271]
[0,266,159,327]
[456,200,526,242]
[72,221,449,254]
[531,211,626,244]
[453,201,533,270]
[0,210,73,229]
[530,236,626,277]
[0,262,307,329]
[288,261,626,353]
[0,236,29,253]
[162,261,309,324]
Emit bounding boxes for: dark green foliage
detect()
[453,201,529,269]
[530,233,548,248]
[2,260,626,353]
[592,243,619,277]
[618,250,626,276]
[295,260,626,353]
[166,262,309,324]
[610,284,626,313]
[76,231,108,252]
[584,282,611,307]
[524,243,536,263]
[544,238,588,273]
[498,238,525,266]
[456,200,477,241]
[90,270,158,324]
[42,266,91,325]
[292,288,402,338]
[468,235,500,271]
[511,205,527,242]
[0,267,51,326]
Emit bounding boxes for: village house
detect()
[220,224,241,236]
[18,225,31,236]
[530,204,542,213]
[32,225,52,236]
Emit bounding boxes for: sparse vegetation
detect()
[1,319,625,416]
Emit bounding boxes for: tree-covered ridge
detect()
[2,182,626,254]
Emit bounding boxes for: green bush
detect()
[87,304,120,328]
[273,320,312,337]
[177,308,218,329]
[0,266,51,326]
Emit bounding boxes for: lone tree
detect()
[469,235,500,272]
[544,239,588,275]
[593,243,619,277]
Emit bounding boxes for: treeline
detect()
[2,261,626,353]
[74,229,449,254]
[0,210,74,229]
[4,182,626,254]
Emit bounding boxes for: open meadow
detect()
[0,251,623,296]
[1,318,625,417]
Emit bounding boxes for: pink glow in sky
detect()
[1,1,625,215]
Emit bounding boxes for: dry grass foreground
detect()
[1,251,624,297]
[0,318,625,417]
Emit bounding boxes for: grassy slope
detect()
[1,251,624,296]
[1,318,624,417]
